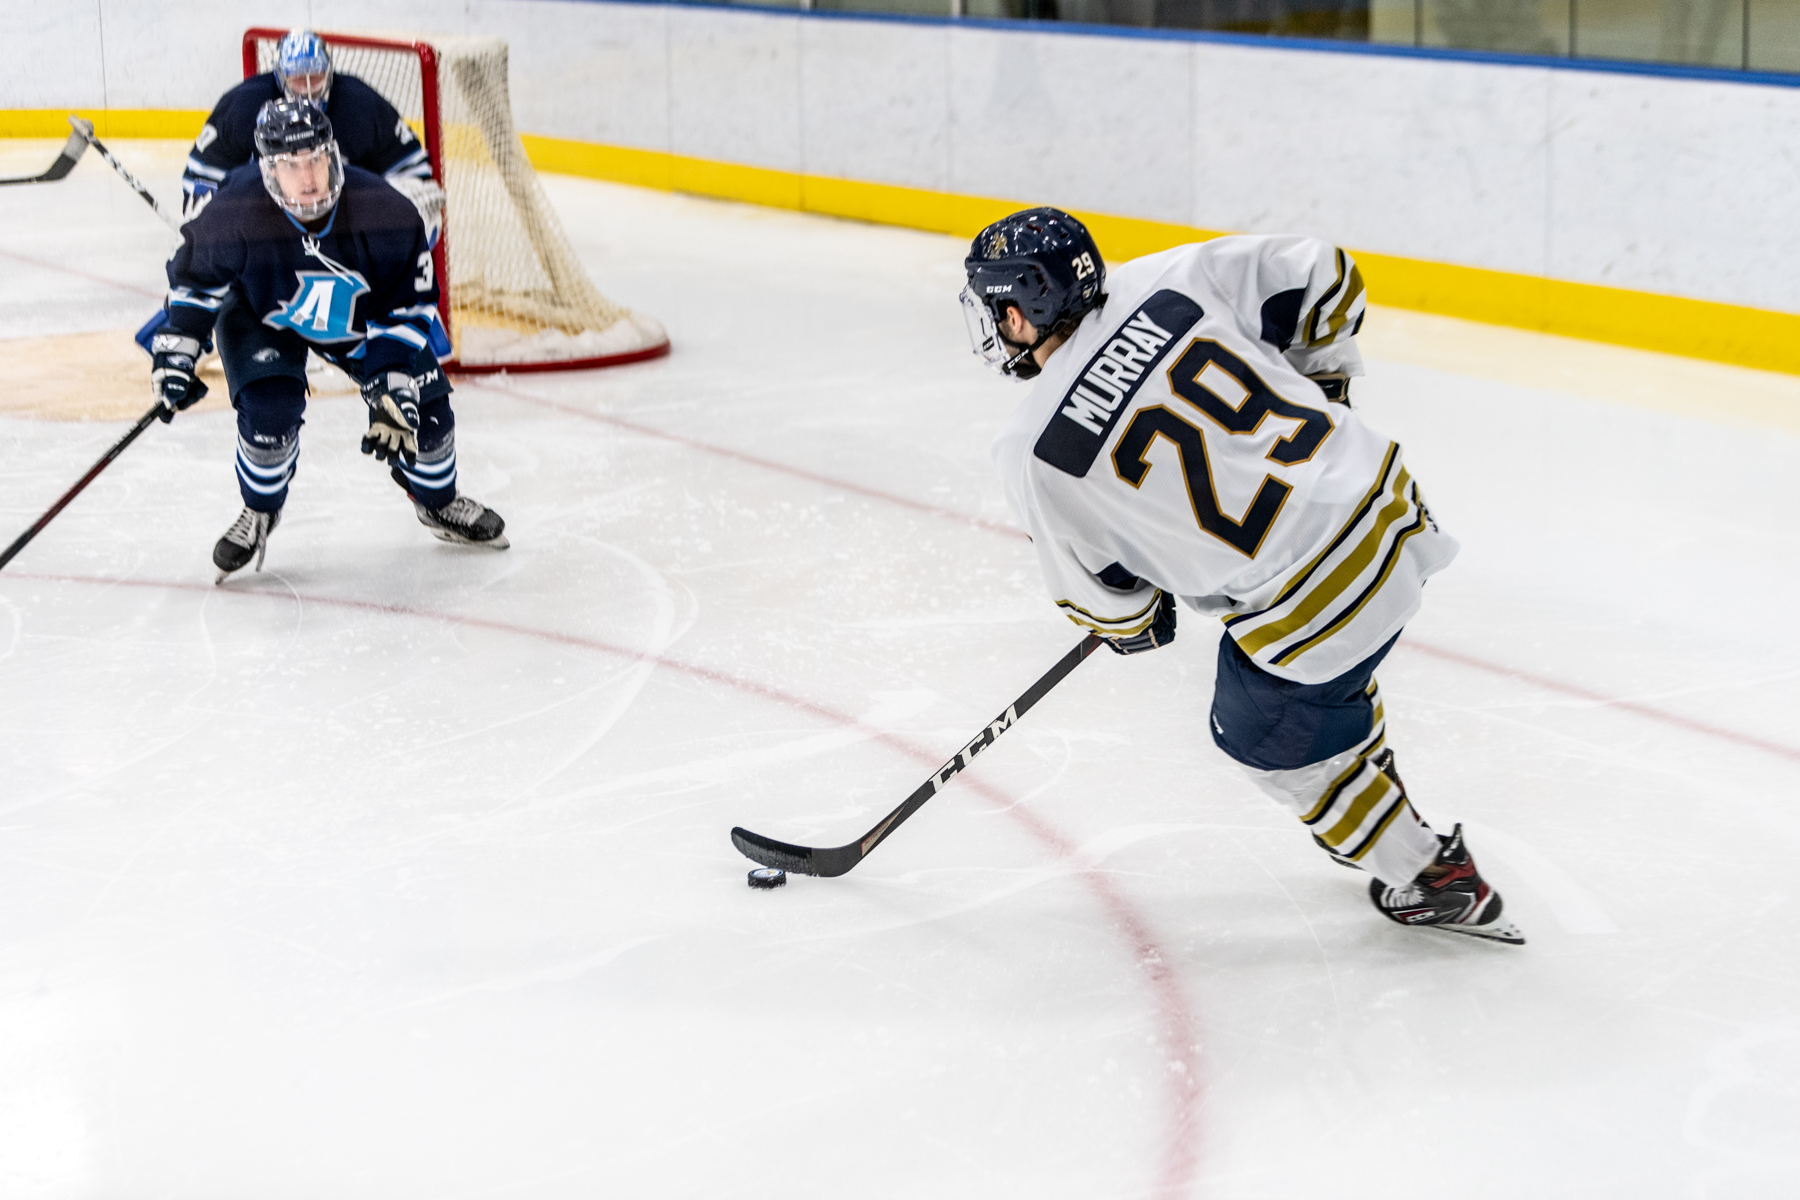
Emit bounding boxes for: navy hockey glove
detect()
[150,332,208,422]
[360,372,421,465]
[1105,589,1177,655]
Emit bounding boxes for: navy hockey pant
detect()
[217,298,457,513]
[1208,630,1400,771]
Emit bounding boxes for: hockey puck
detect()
[747,867,787,890]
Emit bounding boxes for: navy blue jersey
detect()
[161,164,440,375]
[182,73,431,216]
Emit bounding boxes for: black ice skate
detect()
[1369,823,1525,945]
[212,506,280,584]
[391,467,508,549]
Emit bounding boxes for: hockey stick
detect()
[730,632,1105,877]
[67,117,183,234]
[0,125,87,186]
[0,401,165,573]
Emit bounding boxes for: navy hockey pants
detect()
[1209,630,1401,772]
[217,298,457,513]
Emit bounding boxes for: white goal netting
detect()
[250,30,667,371]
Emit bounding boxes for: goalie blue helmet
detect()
[275,29,333,103]
[254,99,344,221]
[960,207,1105,379]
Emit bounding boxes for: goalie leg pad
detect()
[234,377,306,513]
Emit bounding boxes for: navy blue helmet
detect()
[960,207,1105,378]
[254,99,344,220]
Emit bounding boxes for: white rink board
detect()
[5,0,1800,313]
[1,141,1798,1197]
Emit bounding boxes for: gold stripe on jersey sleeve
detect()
[1233,464,1413,658]
[1223,442,1401,631]
[1313,260,1366,347]
[1056,590,1162,636]
[1305,250,1347,347]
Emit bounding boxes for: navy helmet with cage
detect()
[254,99,344,221]
[960,207,1105,379]
[275,29,333,103]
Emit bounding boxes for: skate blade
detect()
[1434,917,1526,946]
[426,527,510,550]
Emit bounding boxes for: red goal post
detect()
[242,28,670,374]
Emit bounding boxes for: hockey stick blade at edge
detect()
[727,634,1103,879]
[730,827,858,878]
[0,128,86,186]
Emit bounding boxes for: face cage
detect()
[959,284,1009,371]
[260,143,344,221]
[958,284,1042,378]
[279,69,332,104]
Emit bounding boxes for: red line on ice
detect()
[1395,640,1800,764]
[480,381,1800,767]
[0,246,165,301]
[8,569,1203,1198]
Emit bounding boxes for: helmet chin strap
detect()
[1001,330,1050,380]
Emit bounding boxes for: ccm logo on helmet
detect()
[986,284,1013,294]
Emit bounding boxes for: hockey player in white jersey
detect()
[964,208,1520,944]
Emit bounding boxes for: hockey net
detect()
[244,28,669,373]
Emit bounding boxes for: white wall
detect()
[6,0,1797,314]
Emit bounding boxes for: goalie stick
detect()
[68,116,183,234]
[0,401,166,573]
[730,632,1104,877]
[0,125,87,186]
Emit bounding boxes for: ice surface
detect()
[1,140,1797,1199]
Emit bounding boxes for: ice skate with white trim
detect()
[1369,823,1525,945]
[391,467,507,548]
[213,506,280,583]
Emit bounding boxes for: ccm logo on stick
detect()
[929,705,1019,792]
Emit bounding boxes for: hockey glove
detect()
[360,372,421,465]
[150,332,208,422]
[1308,372,1352,405]
[1104,590,1177,655]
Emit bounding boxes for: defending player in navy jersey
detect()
[181,29,433,221]
[962,208,1521,944]
[151,100,506,581]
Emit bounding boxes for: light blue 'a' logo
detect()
[264,270,370,343]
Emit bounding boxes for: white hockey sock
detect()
[1237,696,1440,887]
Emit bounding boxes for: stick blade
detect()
[41,132,87,182]
[730,827,861,878]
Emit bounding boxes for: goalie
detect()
[181,29,436,221]
[150,99,507,581]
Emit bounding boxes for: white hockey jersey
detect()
[992,236,1458,685]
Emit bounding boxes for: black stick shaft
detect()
[71,119,182,233]
[731,632,1104,877]
[0,403,163,573]
[855,632,1102,859]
